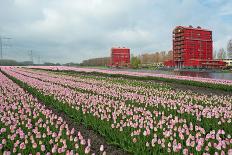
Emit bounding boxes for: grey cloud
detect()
[0,0,231,63]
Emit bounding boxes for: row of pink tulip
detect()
[0,72,105,155]
[2,67,232,154]
[15,68,232,124]
[28,66,232,86]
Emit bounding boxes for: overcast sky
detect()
[0,0,231,63]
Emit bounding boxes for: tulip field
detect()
[0,66,232,155]
[29,66,232,90]
[0,70,109,155]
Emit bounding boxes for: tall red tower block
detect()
[173,26,213,68]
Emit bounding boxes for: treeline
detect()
[138,50,172,64]
[0,59,61,66]
[0,59,33,66]
[81,57,110,66]
[80,51,173,66]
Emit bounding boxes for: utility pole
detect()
[28,50,33,64]
[227,39,232,59]
[0,36,12,60]
[38,56,41,65]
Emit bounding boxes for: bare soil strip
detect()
[44,104,130,155]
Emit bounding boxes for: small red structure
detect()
[110,47,130,67]
[164,60,174,67]
[184,59,226,68]
[165,26,226,68]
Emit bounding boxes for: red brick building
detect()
[110,47,130,67]
[165,26,226,68]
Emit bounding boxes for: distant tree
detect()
[227,39,232,59]
[166,50,173,60]
[0,59,19,66]
[159,51,166,62]
[140,53,149,64]
[20,61,34,66]
[81,57,110,66]
[213,50,217,59]
[64,62,80,66]
[139,51,173,64]
[217,48,226,59]
[131,56,141,68]
[154,52,159,63]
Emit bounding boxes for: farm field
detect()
[0,66,232,155]
[29,66,232,87]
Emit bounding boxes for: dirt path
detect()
[45,104,130,155]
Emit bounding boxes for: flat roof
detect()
[111,47,130,50]
[174,26,211,32]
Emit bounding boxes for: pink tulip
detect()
[41,145,46,152]
[100,145,104,152]
[85,146,90,154]
[19,142,26,150]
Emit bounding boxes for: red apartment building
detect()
[110,47,130,67]
[165,26,225,68]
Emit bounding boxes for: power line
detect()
[28,50,34,64]
[227,39,232,59]
[38,56,41,64]
[0,36,12,60]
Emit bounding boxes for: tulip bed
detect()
[1,67,232,155]
[29,66,232,91]
[8,68,232,130]
[0,71,107,154]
